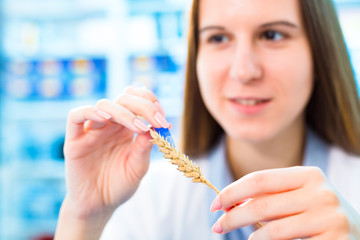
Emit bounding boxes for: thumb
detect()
[129,131,153,168]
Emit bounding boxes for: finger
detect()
[130,132,153,168]
[248,211,331,240]
[306,232,339,240]
[115,93,170,129]
[66,106,111,140]
[214,166,324,211]
[95,99,151,133]
[83,119,110,131]
[122,86,166,116]
[113,132,154,185]
[215,188,310,233]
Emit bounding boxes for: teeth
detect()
[235,99,263,106]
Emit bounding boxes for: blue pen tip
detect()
[154,127,176,148]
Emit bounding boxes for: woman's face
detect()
[197,0,314,142]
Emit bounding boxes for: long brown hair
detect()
[181,0,360,157]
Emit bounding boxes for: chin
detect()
[223,122,279,143]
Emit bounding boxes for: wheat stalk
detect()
[149,129,263,228]
[149,129,219,194]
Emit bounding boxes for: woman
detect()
[55,0,360,239]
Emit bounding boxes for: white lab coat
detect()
[100,144,360,240]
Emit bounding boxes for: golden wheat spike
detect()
[149,129,220,194]
[149,129,263,228]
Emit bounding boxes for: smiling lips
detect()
[229,97,272,114]
[234,98,269,106]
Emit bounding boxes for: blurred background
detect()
[0,0,359,239]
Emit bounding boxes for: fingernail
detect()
[248,233,255,240]
[96,110,111,120]
[154,101,166,117]
[154,112,170,128]
[210,195,222,212]
[212,221,223,234]
[134,119,150,132]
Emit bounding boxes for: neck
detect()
[226,121,306,180]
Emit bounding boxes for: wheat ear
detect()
[149,129,219,194]
[149,129,263,228]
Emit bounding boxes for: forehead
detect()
[198,0,302,26]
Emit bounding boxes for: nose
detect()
[229,43,262,83]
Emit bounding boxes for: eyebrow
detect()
[199,21,298,34]
[199,26,225,34]
[260,21,298,28]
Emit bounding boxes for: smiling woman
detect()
[183,0,360,157]
[196,0,313,151]
[55,0,360,239]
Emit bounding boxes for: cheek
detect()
[288,54,313,104]
[196,52,225,103]
[197,51,222,81]
[268,46,314,107]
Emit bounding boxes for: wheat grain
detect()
[149,129,263,228]
[149,129,219,194]
[149,129,263,227]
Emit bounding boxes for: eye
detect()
[261,30,285,41]
[208,34,229,44]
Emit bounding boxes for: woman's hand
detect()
[210,166,360,239]
[56,86,169,238]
